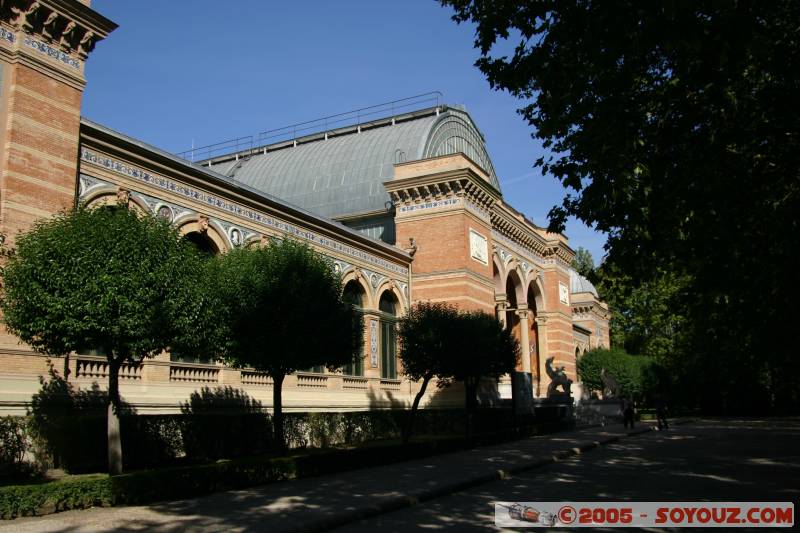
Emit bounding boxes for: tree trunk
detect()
[107,358,123,475]
[403,375,431,444]
[273,373,286,452]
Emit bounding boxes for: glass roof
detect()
[205,106,500,219]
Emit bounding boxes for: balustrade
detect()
[342,376,369,390]
[297,373,328,388]
[380,379,401,391]
[76,357,141,381]
[169,363,220,383]
[241,370,273,386]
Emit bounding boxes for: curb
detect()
[290,425,664,533]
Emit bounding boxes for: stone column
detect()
[495,295,508,329]
[535,315,548,396]
[517,305,531,374]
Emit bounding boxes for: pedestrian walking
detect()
[655,395,669,430]
[622,397,635,429]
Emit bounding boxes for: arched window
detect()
[342,281,365,376]
[183,231,219,257]
[171,231,218,364]
[379,291,398,380]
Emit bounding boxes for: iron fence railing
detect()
[174,91,443,163]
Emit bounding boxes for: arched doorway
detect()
[526,284,540,382]
[378,290,399,379]
[505,275,522,371]
[342,280,366,376]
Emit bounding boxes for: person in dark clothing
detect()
[655,395,669,430]
[622,397,635,429]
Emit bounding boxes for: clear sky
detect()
[82,0,607,263]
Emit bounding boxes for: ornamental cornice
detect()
[0,0,115,60]
[385,168,498,221]
[490,207,548,259]
[78,150,410,278]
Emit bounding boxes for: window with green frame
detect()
[379,291,398,379]
[169,352,215,365]
[342,280,366,376]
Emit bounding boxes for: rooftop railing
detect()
[175,91,443,163]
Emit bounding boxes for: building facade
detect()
[0,0,609,415]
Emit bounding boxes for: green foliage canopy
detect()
[212,238,363,448]
[577,347,660,400]
[443,0,800,411]
[398,301,461,442]
[0,205,219,473]
[398,302,461,385]
[446,311,519,391]
[213,239,363,376]
[570,247,595,281]
[1,205,218,362]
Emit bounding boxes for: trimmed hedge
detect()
[0,418,570,519]
[577,347,664,399]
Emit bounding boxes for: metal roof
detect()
[78,118,411,262]
[202,106,500,219]
[570,269,600,298]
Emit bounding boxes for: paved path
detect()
[337,418,800,532]
[4,422,658,532]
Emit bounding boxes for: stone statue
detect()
[405,237,418,257]
[198,214,209,233]
[116,187,130,206]
[600,368,621,398]
[545,356,572,397]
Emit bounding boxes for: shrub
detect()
[181,387,272,461]
[0,416,37,481]
[27,369,111,473]
[578,347,662,400]
[0,415,565,519]
[27,369,187,472]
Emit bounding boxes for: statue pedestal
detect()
[581,398,623,419]
[512,371,534,414]
[533,395,574,423]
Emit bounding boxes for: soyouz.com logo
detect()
[495,502,794,528]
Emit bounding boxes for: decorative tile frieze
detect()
[80,149,409,277]
[0,26,14,43]
[369,319,379,367]
[215,219,257,248]
[397,197,460,214]
[23,35,80,69]
[332,260,352,276]
[78,174,107,197]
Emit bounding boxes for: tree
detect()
[0,205,218,474]
[213,239,363,450]
[577,347,661,401]
[571,247,595,281]
[448,311,519,436]
[397,301,461,442]
[442,0,800,412]
[595,263,689,361]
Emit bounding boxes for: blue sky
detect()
[83,0,606,263]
